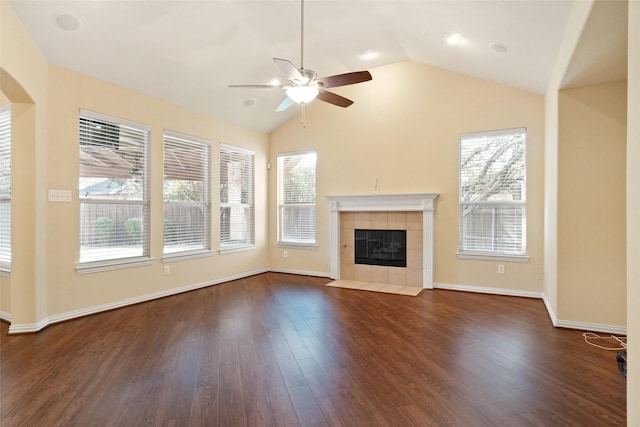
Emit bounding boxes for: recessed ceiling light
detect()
[269,77,281,86]
[445,33,463,45]
[244,98,257,107]
[54,13,83,32]
[489,42,509,53]
[360,50,379,60]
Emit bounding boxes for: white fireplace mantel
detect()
[326,193,439,288]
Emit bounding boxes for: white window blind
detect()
[459,128,526,255]
[79,110,150,265]
[220,144,254,249]
[277,151,317,245]
[163,131,210,255]
[0,105,11,270]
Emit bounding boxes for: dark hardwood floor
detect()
[0,273,626,426]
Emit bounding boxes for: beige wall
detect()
[543,0,595,323]
[0,0,49,326]
[2,0,271,327]
[46,64,269,317]
[627,0,639,421]
[269,61,545,293]
[557,82,627,326]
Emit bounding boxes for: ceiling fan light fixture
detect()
[286,86,319,104]
[360,49,379,60]
[445,33,463,45]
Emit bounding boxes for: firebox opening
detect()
[355,229,407,268]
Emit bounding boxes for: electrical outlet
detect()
[497,264,505,274]
[163,265,170,276]
[283,250,288,258]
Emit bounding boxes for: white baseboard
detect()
[267,267,331,278]
[8,318,48,334]
[542,293,558,326]
[6,271,627,336]
[554,319,627,335]
[7,267,270,334]
[435,282,626,335]
[434,282,543,299]
[541,293,626,334]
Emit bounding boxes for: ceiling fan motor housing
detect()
[294,69,317,86]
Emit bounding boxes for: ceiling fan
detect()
[229,0,372,113]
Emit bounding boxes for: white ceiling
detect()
[9,0,580,133]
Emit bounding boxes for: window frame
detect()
[457,127,529,262]
[277,150,317,248]
[77,110,152,274]
[162,130,213,261]
[219,143,255,253]
[0,104,11,274]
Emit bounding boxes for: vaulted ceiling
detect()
[9,0,628,133]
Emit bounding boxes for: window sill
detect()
[456,252,529,263]
[219,245,255,255]
[276,242,318,250]
[163,250,215,263]
[76,257,154,274]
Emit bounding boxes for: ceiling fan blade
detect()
[317,90,354,108]
[274,58,303,81]
[316,71,372,89]
[275,97,295,112]
[228,84,285,89]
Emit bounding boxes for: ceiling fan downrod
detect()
[300,0,305,71]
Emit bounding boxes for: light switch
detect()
[48,189,72,202]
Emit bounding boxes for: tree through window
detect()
[459,128,526,256]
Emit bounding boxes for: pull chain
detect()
[300,104,306,128]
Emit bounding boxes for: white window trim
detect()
[76,257,154,275]
[163,130,212,256]
[218,245,256,255]
[80,109,151,134]
[219,143,255,251]
[0,104,11,272]
[275,242,318,250]
[277,150,317,247]
[459,127,527,258]
[78,110,151,271]
[162,249,215,263]
[456,252,529,263]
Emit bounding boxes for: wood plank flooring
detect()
[0,272,626,426]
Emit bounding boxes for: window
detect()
[220,144,254,250]
[0,105,11,271]
[78,110,150,269]
[459,128,526,257]
[163,131,211,256]
[277,151,317,245]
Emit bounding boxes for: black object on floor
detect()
[616,350,627,378]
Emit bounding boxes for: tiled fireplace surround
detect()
[326,193,439,288]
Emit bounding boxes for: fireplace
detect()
[355,229,407,267]
[326,193,439,288]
